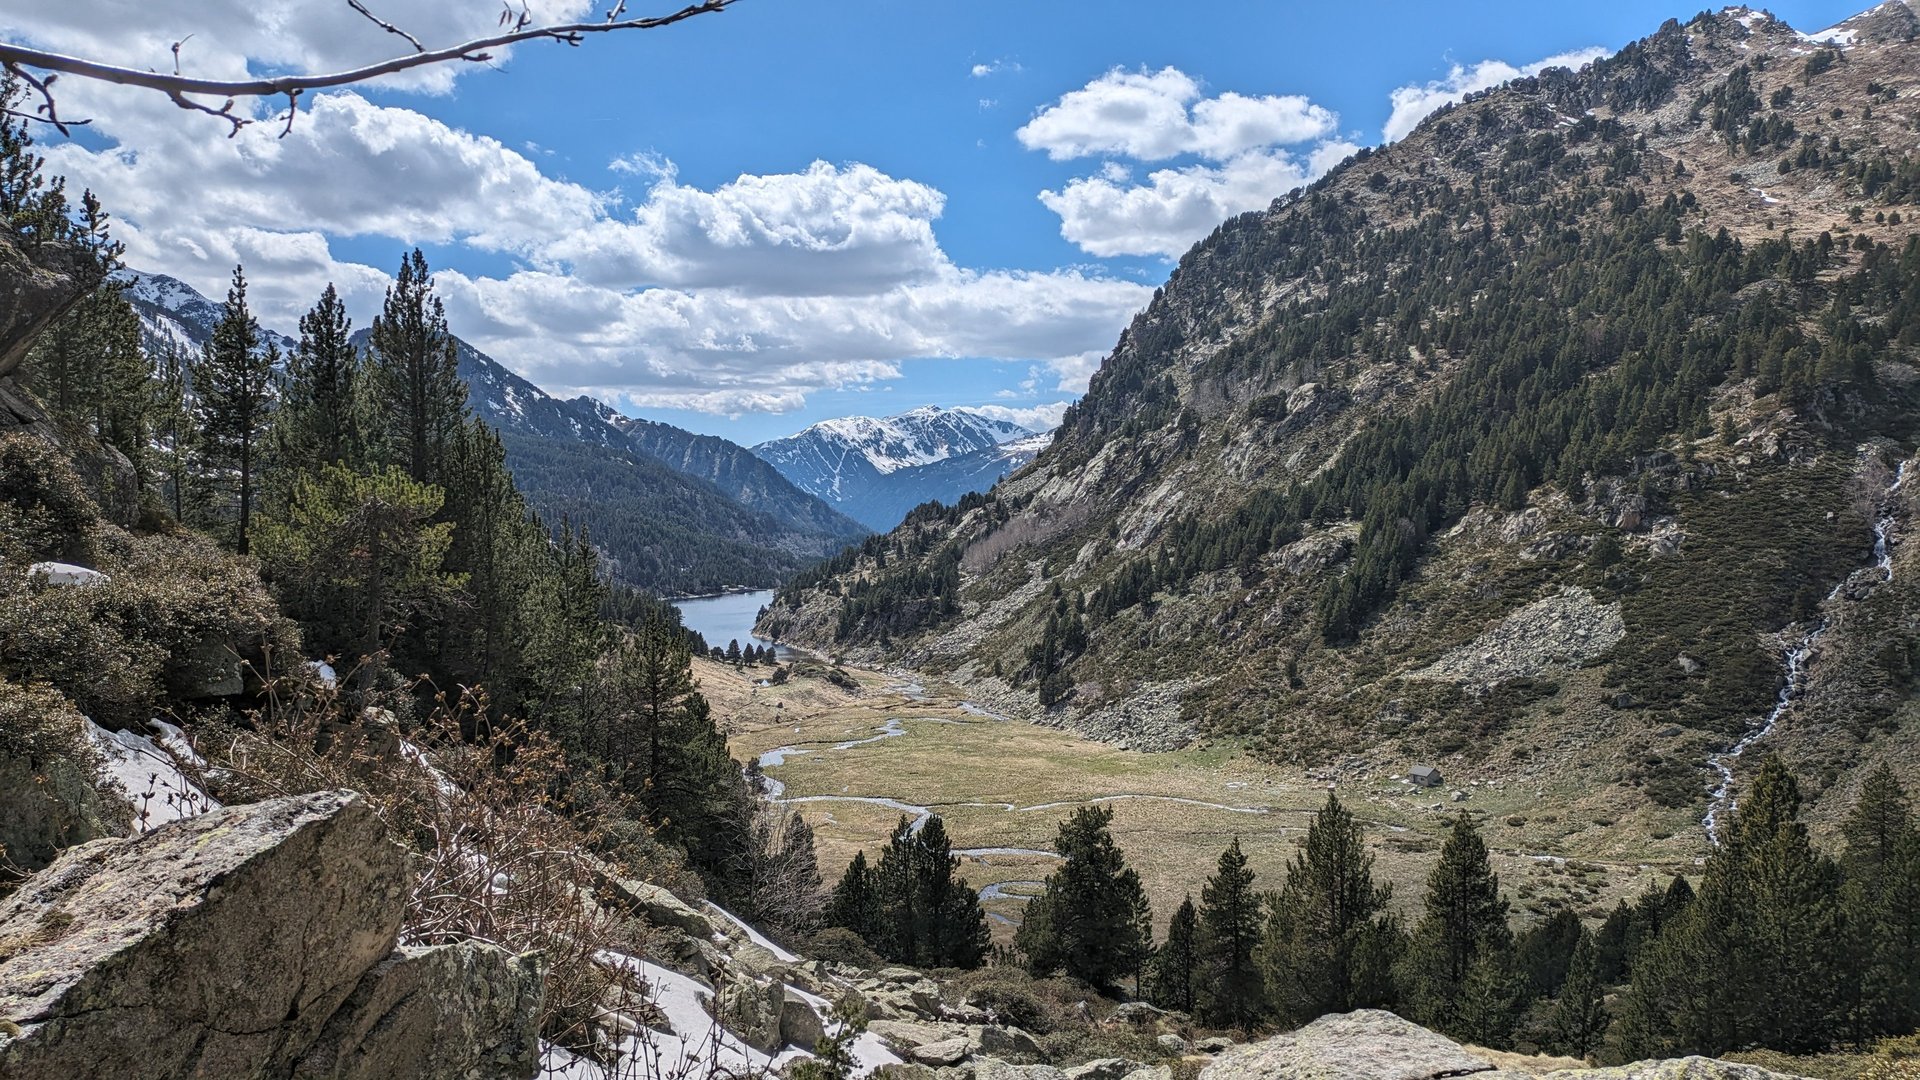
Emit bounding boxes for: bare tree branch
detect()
[0,0,738,135]
[348,0,426,53]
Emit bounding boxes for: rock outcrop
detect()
[0,232,90,380]
[1194,1010,1810,1080]
[0,790,544,1080]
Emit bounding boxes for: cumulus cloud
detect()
[1382,47,1609,143]
[550,161,951,295]
[1017,67,1336,162]
[1019,66,1355,259]
[968,401,1071,431]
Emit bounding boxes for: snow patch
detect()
[88,719,218,831]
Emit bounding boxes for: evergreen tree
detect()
[1016,805,1151,991]
[254,464,462,676]
[191,265,276,554]
[1196,838,1265,1028]
[367,249,464,483]
[1592,900,1633,985]
[1612,755,1845,1059]
[1260,791,1397,1024]
[826,850,884,945]
[1457,947,1528,1050]
[277,283,361,471]
[871,814,988,969]
[1841,765,1919,1040]
[1149,896,1200,1014]
[1514,908,1584,998]
[1550,928,1609,1059]
[1402,813,1513,1038]
[151,340,197,522]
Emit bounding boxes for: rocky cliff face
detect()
[762,3,1920,844]
[0,791,543,1080]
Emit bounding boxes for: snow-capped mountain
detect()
[115,269,297,358]
[753,406,1046,530]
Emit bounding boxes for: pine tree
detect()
[1550,928,1609,1059]
[191,265,276,554]
[1841,764,1919,1040]
[1402,813,1512,1038]
[1612,755,1845,1059]
[151,340,197,522]
[277,283,362,472]
[1149,896,1199,1014]
[826,850,884,945]
[870,814,988,970]
[1514,908,1584,998]
[367,249,465,483]
[253,464,461,671]
[1457,947,1528,1050]
[1197,838,1265,1029]
[1260,791,1397,1024]
[1016,805,1151,991]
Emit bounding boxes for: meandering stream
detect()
[1701,458,1910,843]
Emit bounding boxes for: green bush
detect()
[0,434,100,563]
[805,926,881,969]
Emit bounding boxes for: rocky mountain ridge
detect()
[755,407,1044,530]
[761,1,1920,851]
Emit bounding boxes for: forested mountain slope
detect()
[761,2,1920,852]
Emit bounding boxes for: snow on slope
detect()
[753,406,1046,530]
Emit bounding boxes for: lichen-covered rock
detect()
[1197,1009,1494,1080]
[714,976,784,1053]
[779,988,826,1051]
[1523,1059,1811,1080]
[0,791,408,1079]
[0,234,90,379]
[292,943,544,1080]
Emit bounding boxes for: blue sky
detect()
[7,0,1870,445]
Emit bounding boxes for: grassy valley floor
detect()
[698,657,1694,942]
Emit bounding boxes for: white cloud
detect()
[1017,67,1336,163]
[1382,47,1609,143]
[549,160,951,296]
[971,59,1020,78]
[968,402,1071,431]
[8,5,1161,416]
[1038,142,1360,259]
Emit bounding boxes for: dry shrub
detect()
[208,672,655,1057]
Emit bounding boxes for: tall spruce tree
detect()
[1402,813,1513,1038]
[1149,896,1200,1014]
[367,249,464,483]
[1841,764,1919,1040]
[1550,928,1609,1059]
[1611,755,1845,1059]
[191,265,276,554]
[151,339,197,522]
[278,283,362,471]
[826,850,884,945]
[1015,805,1151,990]
[870,814,988,969]
[1259,792,1398,1024]
[1197,838,1265,1028]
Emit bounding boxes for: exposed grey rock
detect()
[1198,1010,1489,1079]
[870,1018,965,1050]
[1155,1033,1189,1055]
[911,1036,972,1066]
[1063,1059,1137,1080]
[971,1024,1044,1061]
[166,632,246,698]
[0,729,128,884]
[593,866,715,937]
[0,792,409,1079]
[1108,1000,1169,1026]
[1519,1059,1810,1080]
[0,234,90,379]
[292,943,544,1080]
[714,976,783,1053]
[973,1062,1066,1080]
[780,988,826,1051]
[1121,1068,1173,1080]
[1412,587,1624,685]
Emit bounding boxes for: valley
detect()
[696,657,1681,940]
